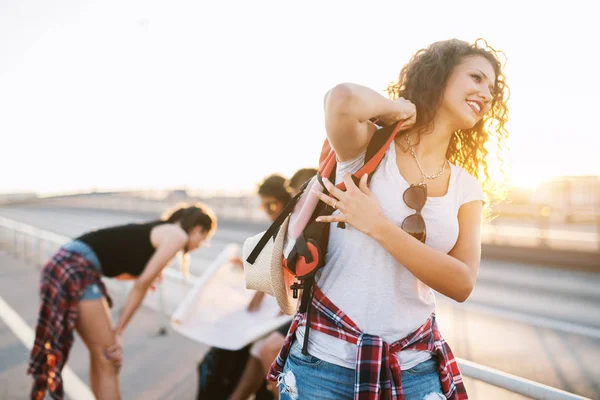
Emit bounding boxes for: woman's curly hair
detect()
[387,38,510,212]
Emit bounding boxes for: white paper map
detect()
[171,244,292,350]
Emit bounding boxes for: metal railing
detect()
[0,216,591,400]
[459,360,589,399]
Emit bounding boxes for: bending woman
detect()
[29,204,217,400]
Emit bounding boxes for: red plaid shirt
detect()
[267,286,468,399]
[28,248,111,400]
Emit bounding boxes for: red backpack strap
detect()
[319,138,333,167]
[334,120,404,191]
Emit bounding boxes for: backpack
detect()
[245,120,403,354]
[196,346,274,400]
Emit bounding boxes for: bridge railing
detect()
[0,216,591,400]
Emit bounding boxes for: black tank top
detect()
[76,220,168,278]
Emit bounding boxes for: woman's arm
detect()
[370,201,482,302]
[113,228,187,336]
[324,83,416,162]
[314,174,482,302]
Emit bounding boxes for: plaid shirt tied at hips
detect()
[267,286,468,400]
[28,248,111,400]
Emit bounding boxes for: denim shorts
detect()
[61,240,104,301]
[278,338,445,400]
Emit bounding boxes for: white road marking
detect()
[0,295,95,400]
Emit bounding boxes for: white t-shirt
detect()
[294,142,484,370]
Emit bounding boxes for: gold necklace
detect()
[406,135,447,184]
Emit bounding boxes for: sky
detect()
[1,0,598,195]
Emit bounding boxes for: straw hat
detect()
[243,216,297,315]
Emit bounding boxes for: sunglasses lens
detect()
[403,185,427,211]
[401,214,426,243]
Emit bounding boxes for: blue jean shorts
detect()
[278,338,445,400]
[61,240,103,301]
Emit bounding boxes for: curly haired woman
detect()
[269,38,510,400]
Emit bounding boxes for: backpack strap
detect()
[335,120,402,191]
[336,121,403,228]
[300,276,315,354]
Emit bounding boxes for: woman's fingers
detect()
[312,189,338,208]
[316,214,347,224]
[320,177,345,199]
[358,173,371,195]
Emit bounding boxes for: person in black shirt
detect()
[29,203,216,400]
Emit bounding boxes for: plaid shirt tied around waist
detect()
[28,248,111,400]
[267,286,467,400]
